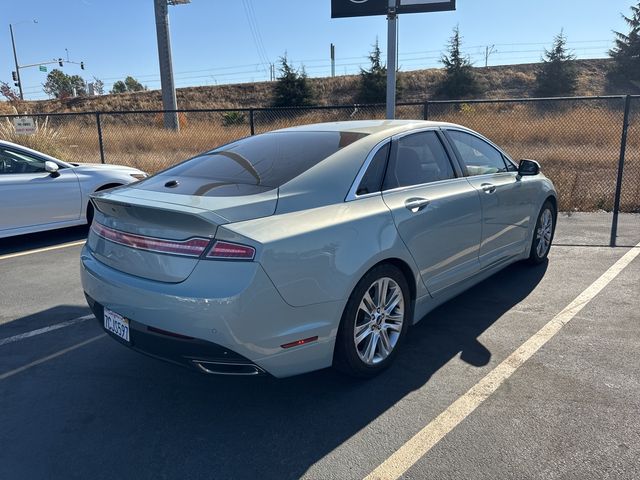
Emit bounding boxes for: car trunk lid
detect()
[88,187,276,283]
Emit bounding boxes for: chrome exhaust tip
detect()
[193,360,264,376]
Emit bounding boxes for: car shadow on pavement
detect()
[0,305,92,339]
[1,260,548,480]
[0,225,88,256]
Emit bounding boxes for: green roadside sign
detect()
[39,65,47,72]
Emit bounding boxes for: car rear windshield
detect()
[136,131,368,196]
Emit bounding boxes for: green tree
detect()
[273,56,314,107]
[609,3,640,82]
[124,76,145,92]
[110,76,146,94]
[111,80,127,94]
[358,39,387,103]
[535,30,578,97]
[69,75,87,96]
[437,26,481,99]
[43,69,79,98]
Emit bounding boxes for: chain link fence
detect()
[1,96,638,245]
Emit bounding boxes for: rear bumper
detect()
[80,245,344,378]
[86,294,265,375]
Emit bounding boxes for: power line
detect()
[241,0,270,75]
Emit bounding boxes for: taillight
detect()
[91,223,210,257]
[206,241,255,261]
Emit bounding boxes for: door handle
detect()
[481,183,497,194]
[405,197,430,213]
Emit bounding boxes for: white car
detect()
[0,140,147,239]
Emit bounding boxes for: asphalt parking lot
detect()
[1,220,639,480]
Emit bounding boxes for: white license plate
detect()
[104,308,130,343]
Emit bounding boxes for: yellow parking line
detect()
[364,243,640,480]
[0,240,86,261]
[0,334,105,381]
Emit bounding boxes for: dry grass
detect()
[1,86,638,212]
[0,59,615,116]
[0,107,66,158]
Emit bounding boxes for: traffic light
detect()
[12,71,18,81]
[80,62,84,70]
[58,58,63,67]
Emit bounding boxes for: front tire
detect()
[527,200,556,264]
[334,264,411,378]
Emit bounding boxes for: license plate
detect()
[104,308,130,343]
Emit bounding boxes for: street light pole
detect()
[154,0,181,131]
[9,24,24,101]
[386,0,398,119]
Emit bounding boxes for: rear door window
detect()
[383,131,456,190]
[356,143,390,196]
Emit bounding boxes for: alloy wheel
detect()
[353,277,405,365]
[536,208,553,258]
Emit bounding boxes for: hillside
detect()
[0,59,620,115]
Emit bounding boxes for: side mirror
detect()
[518,159,540,178]
[44,161,60,177]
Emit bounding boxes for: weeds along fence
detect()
[0,96,638,218]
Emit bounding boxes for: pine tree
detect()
[358,39,387,103]
[273,56,314,107]
[609,3,640,82]
[437,26,481,99]
[535,30,578,97]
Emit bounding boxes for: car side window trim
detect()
[442,127,516,178]
[345,139,391,202]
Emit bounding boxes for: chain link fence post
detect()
[610,95,631,247]
[95,112,105,164]
[249,109,255,136]
[423,101,429,120]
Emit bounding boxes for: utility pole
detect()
[9,24,24,101]
[154,0,183,131]
[330,43,336,78]
[386,0,398,119]
[485,44,496,68]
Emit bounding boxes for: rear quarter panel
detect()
[220,195,428,307]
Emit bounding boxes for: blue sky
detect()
[1,0,634,100]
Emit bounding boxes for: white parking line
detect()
[0,240,86,261]
[0,334,106,381]
[0,314,94,346]
[364,243,640,480]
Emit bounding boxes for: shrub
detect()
[222,111,246,126]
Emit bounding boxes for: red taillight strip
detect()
[91,223,210,257]
[206,241,256,260]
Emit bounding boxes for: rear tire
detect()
[527,200,556,264]
[333,264,411,378]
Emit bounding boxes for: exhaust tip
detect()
[193,360,264,376]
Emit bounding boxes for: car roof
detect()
[273,119,460,136]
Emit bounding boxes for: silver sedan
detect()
[80,120,557,378]
[0,140,147,238]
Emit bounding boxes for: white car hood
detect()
[71,163,145,174]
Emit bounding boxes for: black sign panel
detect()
[331,0,387,18]
[331,0,456,18]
